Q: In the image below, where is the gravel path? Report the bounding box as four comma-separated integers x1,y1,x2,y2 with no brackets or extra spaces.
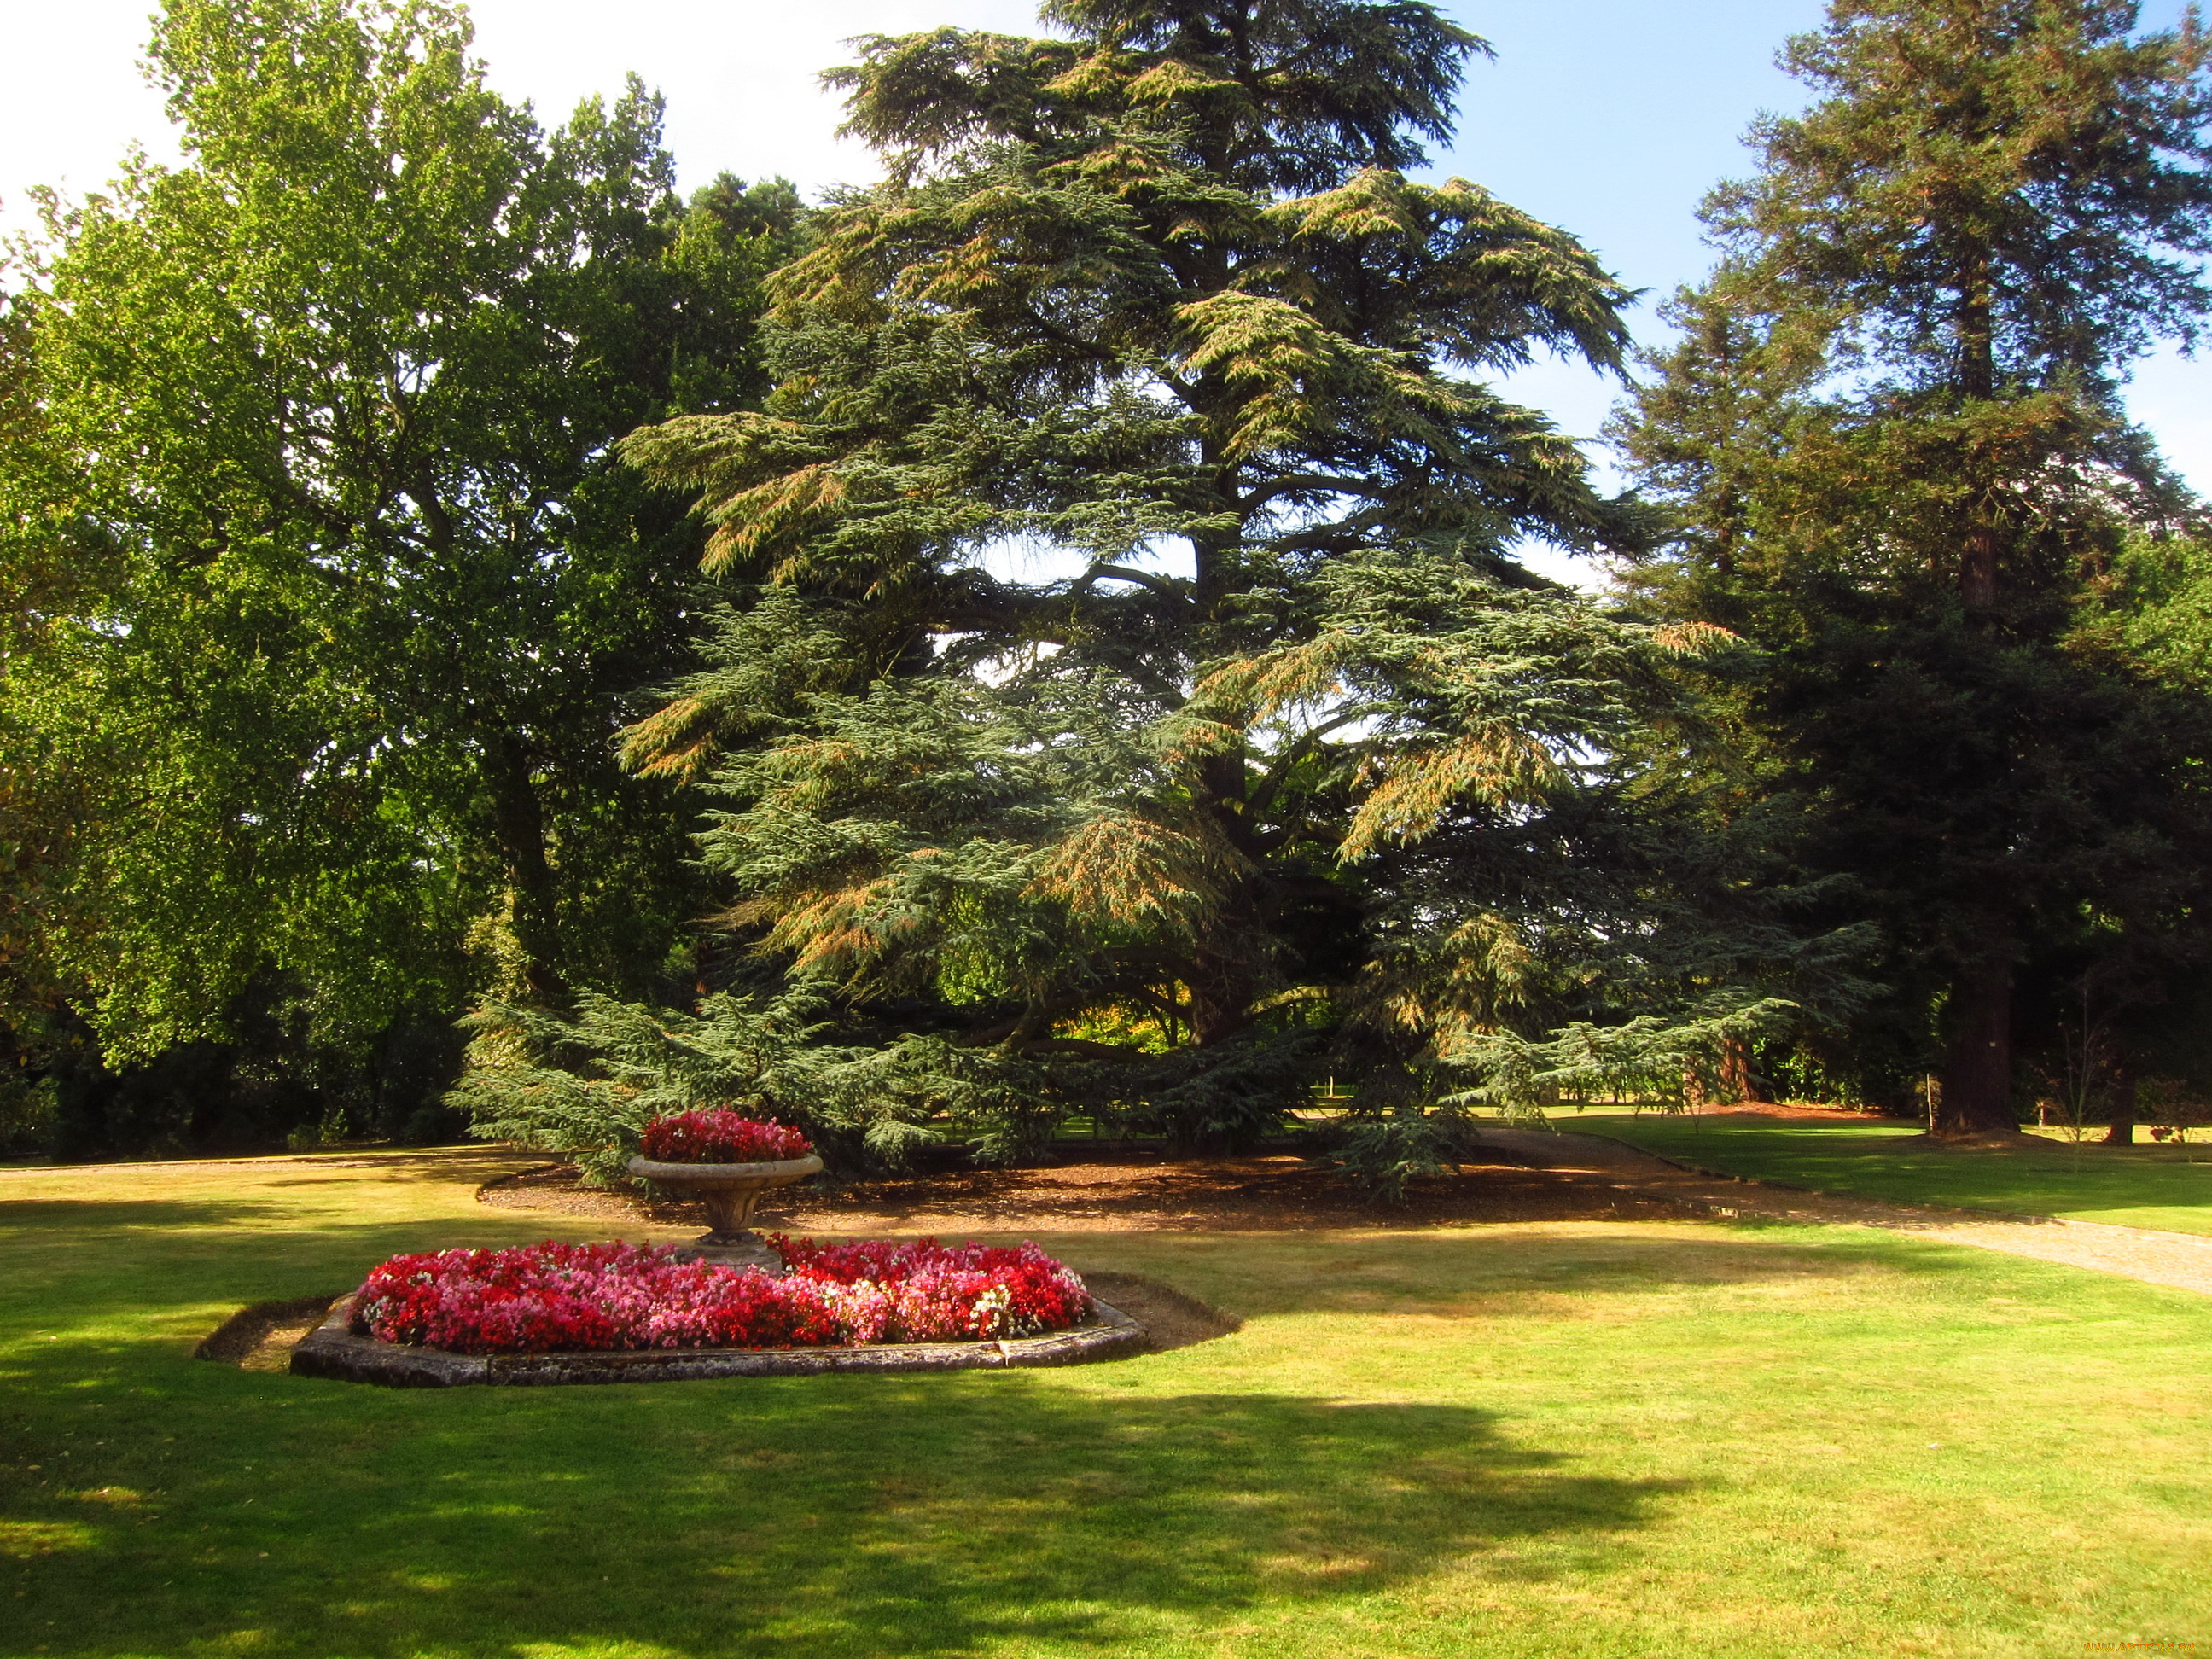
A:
1485,1126,2212,1297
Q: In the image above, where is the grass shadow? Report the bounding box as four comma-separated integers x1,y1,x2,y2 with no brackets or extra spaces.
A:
0,1196,303,1235
252,1150,540,1188
1059,1225,1975,1322
4,1377,1689,1657
0,1208,663,1348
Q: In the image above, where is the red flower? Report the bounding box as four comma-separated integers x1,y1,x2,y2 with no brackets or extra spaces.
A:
639,1110,812,1164
350,1236,1090,1353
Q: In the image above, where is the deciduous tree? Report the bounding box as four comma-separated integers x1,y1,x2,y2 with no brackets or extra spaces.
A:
0,0,796,1117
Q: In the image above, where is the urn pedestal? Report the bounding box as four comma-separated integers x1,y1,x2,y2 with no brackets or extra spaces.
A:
626,1153,824,1272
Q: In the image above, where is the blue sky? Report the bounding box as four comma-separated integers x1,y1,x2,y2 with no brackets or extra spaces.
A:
1434,1,2209,558
6,1,2209,573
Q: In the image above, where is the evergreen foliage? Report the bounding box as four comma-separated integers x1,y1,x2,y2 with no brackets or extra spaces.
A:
452,988,921,1185
23,0,2209,1170
600,0,1848,1160
1615,0,2212,1132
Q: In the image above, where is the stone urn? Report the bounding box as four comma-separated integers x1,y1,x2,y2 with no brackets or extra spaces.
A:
627,1153,824,1271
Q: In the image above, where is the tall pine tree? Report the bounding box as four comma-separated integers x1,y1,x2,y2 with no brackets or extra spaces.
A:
1617,0,2212,1134
613,0,1808,1154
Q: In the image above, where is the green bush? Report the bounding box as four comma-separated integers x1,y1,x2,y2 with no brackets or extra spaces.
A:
0,1072,55,1160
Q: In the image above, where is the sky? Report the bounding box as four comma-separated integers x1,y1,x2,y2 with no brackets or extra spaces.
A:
5,1,2210,579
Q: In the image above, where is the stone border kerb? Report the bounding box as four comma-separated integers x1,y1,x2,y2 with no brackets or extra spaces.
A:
291,1290,1146,1387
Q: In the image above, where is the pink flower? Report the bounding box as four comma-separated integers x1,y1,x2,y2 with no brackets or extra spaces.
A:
350,1236,1089,1353
639,1110,812,1165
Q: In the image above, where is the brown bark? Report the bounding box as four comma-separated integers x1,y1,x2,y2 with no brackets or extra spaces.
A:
1936,955,2019,1137
1956,249,2001,618
2102,1068,2137,1146
1184,504,1259,1050
485,736,568,1008
1185,945,1256,1047
1720,1039,1757,1105
1957,255,1994,400
1936,253,2019,1134
1960,521,2000,614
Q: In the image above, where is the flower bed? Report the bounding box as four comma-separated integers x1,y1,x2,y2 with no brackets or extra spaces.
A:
638,1109,812,1164
351,1237,1090,1355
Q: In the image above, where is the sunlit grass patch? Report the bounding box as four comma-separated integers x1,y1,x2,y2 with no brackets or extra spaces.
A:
3,1150,2210,1656
1564,1109,2212,1233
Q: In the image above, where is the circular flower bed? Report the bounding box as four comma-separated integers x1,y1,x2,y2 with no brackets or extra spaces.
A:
639,1109,812,1164
351,1237,1091,1355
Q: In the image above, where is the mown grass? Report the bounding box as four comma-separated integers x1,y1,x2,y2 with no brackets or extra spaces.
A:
1563,1109,2212,1234
4,1150,2212,1657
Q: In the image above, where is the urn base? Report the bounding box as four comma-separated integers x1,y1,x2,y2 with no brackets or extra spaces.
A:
674,1231,784,1274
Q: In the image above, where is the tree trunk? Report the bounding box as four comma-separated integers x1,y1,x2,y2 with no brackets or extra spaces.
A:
1179,517,1260,1046
1936,955,2018,1137
1937,253,2018,1136
485,736,569,1008
1185,945,1256,1046
1960,521,2000,614
1720,1039,1756,1104
1956,248,2001,618
2102,1068,2136,1146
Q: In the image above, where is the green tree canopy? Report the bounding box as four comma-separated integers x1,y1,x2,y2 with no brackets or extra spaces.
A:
1615,0,2212,1132
2,0,797,1084
605,0,1816,1156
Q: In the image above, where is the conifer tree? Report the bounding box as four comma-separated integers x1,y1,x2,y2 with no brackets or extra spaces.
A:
617,0,1806,1152
1616,0,2212,1133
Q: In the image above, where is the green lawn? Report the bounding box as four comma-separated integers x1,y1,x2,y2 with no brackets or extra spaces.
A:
1561,1109,2212,1234
5,1151,2212,1657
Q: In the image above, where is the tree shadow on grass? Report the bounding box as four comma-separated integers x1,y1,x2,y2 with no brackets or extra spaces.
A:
1068,1227,1988,1322
1585,1118,2212,1223
8,1378,1691,1659
0,1210,645,1351
0,1203,573,1285
251,1150,543,1188
3,1205,1988,1352
0,1197,300,1236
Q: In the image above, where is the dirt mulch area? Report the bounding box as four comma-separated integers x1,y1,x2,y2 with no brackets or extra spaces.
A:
480,1124,2212,1299
482,1161,711,1225
1081,1272,1240,1352
1679,1102,1898,1121
479,1146,1708,1235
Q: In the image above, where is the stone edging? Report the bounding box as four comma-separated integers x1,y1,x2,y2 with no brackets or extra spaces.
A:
290,1291,1147,1388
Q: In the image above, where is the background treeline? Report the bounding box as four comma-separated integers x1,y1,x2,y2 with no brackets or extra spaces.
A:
1616,0,2212,1138
4,0,2212,1174
0,0,803,1157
